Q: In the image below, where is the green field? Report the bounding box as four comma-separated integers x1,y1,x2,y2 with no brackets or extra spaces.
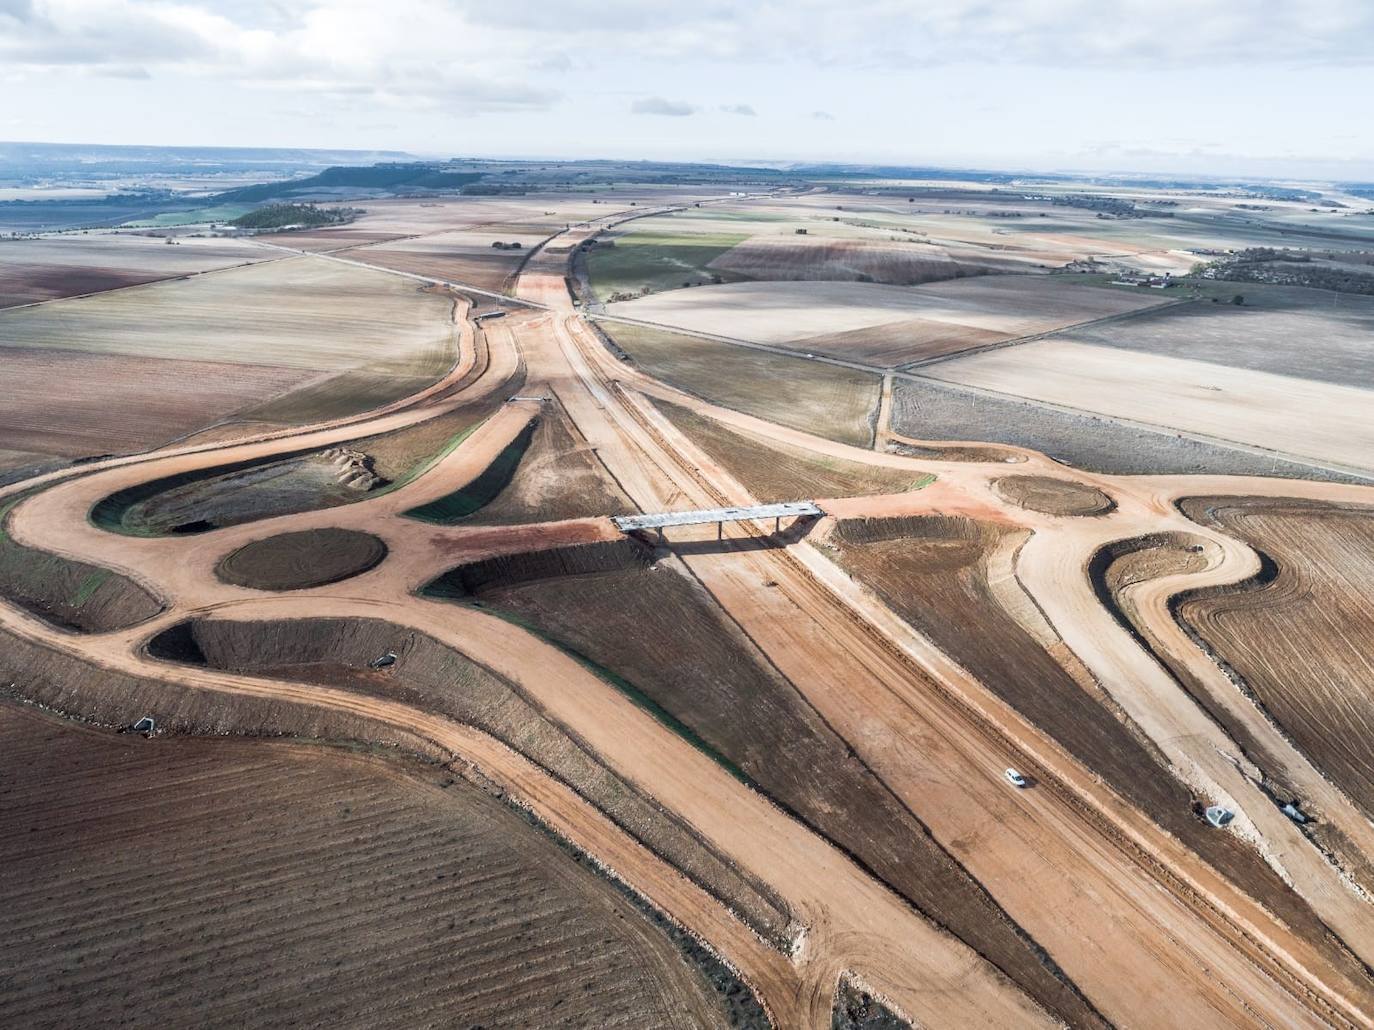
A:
602,321,881,447
587,229,749,300
122,204,257,228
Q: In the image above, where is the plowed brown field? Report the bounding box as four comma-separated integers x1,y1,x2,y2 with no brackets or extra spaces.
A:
0,347,314,460
0,703,739,1029
1179,496,1374,818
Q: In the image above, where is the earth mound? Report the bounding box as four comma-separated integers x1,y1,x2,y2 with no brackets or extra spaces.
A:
993,474,1115,516
215,528,386,591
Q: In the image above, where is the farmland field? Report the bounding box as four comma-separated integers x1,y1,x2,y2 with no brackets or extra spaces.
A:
606,276,1168,367
0,256,459,456
890,377,1359,481
1056,287,1374,387
926,339,1374,471
0,347,316,460
707,234,976,286
588,228,750,299
655,399,929,501
163,612,790,945
1178,497,1374,817
602,321,881,446
0,233,273,307
348,228,552,291
0,703,739,1028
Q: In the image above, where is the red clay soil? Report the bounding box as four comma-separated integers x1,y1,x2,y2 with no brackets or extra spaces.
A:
0,702,740,1029
436,541,1106,1028
831,514,1363,967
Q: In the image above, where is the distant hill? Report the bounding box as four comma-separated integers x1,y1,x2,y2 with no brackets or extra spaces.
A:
215,164,485,203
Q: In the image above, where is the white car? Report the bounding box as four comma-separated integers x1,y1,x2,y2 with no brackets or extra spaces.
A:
1005,768,1029,788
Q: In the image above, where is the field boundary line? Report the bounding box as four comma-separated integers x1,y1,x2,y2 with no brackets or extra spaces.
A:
901,372,1374,483
0,251,297,316
894,295,1189,371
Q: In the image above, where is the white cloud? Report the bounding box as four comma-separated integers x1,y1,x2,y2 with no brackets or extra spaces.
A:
811,110,834,121
631,96,696,116
720,103,756,116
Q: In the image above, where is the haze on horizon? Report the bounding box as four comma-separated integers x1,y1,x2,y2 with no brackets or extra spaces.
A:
2,0,1373,180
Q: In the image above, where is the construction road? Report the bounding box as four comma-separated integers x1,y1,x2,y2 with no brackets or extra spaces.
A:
3,202,1374,1028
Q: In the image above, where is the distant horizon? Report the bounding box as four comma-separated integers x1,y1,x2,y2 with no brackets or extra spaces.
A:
2,138,1371,187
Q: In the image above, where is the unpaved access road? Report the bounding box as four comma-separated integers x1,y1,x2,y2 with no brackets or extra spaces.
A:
4,198,1374,1028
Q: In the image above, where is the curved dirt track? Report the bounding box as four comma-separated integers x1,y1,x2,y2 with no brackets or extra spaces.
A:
5,200,1374,1027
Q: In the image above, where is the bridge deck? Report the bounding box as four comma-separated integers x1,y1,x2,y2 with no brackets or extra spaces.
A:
613,501,822,532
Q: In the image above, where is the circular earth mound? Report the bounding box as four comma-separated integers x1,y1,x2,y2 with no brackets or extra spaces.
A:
216,528,387,591
993,475,1116,517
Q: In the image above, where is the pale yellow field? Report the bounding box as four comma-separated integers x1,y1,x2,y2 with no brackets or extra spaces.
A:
927,339,1374,470
0,255,455,373
607,275,1165,356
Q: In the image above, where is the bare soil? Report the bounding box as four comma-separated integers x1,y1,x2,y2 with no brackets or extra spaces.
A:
890,377,1358,482
429,540,1099,1026
708,235,976,287
831,515,1354,959
603,321,881,447
461,405,637,525
215,528,387,591
150,613,791,945
993,475,1116,516
0,346,314,460
1178,497,1374,818
654,399,921,502
0,492,163,632
0,702,739,1028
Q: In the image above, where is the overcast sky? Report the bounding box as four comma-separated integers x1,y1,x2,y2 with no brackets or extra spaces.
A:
3,0,1373,178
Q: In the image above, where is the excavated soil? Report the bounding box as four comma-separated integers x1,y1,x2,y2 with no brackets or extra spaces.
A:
0,702,741,1029
215,528,388,591
832,978,911,1030
1,493,163,631
993,475,1116,517
834,515,1360,965
428,540,1099,1027
147,613,790,945
460,406,637,526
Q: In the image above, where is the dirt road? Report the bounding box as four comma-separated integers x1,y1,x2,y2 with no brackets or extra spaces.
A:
4,201,1374,1027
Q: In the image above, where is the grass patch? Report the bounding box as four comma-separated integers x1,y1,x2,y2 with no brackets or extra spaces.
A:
588,229,750,300
122,204,257,228
423,589,753,787
604,322,882,447
403,421,535,524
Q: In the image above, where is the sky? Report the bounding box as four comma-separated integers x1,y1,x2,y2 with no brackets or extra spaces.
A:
2,0,1373,179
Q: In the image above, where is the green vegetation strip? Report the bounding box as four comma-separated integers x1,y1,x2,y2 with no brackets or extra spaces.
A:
402,421,534,524
419,583,753,787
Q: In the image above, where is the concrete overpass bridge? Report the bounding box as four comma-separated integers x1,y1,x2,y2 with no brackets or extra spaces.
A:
613,501,822,543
